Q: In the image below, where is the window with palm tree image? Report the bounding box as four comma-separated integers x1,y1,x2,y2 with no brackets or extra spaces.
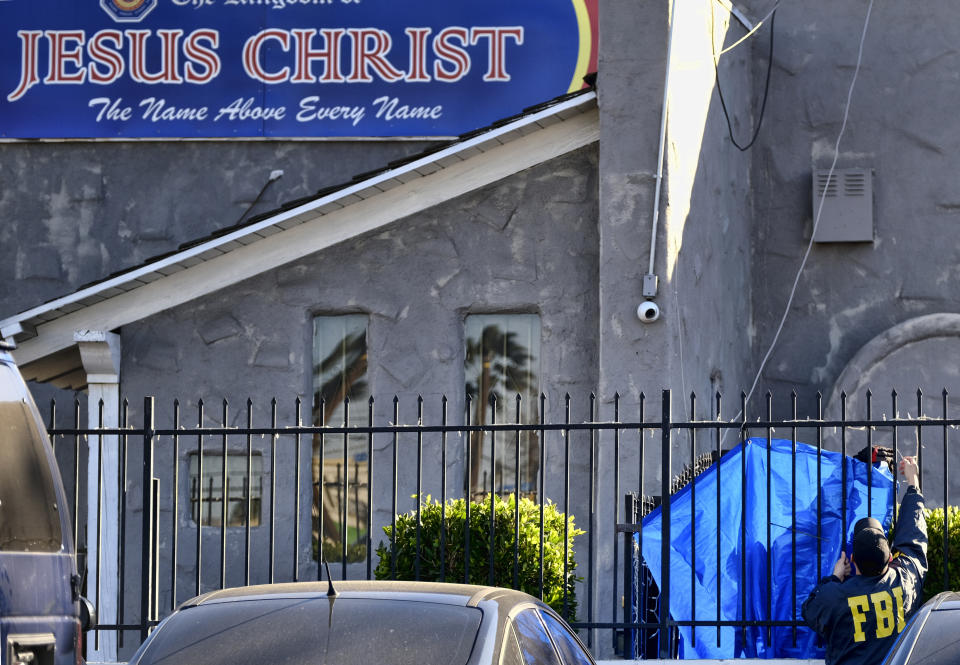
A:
312,315,369,563
464,314,541,501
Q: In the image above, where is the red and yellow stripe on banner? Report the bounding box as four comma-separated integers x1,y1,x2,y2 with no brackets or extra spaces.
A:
568,0,598,92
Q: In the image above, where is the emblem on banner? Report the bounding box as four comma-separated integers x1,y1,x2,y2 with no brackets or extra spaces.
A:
100,0,157,22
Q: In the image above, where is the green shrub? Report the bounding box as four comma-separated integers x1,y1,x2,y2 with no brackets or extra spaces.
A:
922,505,960,601
375,494,584,619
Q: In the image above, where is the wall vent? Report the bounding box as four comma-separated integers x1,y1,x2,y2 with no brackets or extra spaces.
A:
811,167,874,242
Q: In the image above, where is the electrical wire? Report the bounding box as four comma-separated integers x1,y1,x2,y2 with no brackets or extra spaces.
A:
713,1,781,58
234,172,282,227
740,0,875,418
674,1,777,420
711,1,776,152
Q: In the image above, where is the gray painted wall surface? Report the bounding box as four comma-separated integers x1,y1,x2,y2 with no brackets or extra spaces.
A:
0,139,432,446
597,2,753,409
0,139,434,578
750,2,960,422
0,140,432,320
114,145,599,650
593,2,755,655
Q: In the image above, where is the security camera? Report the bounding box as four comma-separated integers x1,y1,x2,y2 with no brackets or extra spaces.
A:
637,300,660,323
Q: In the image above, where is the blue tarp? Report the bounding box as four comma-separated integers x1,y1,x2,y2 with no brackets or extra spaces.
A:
639,437,895,659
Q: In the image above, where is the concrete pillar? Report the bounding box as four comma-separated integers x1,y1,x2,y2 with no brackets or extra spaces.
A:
76,330,121,663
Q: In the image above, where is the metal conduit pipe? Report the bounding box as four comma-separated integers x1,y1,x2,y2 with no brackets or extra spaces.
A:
639,0,678,324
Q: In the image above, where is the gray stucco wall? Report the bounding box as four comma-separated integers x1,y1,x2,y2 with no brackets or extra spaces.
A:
597,2,754,411
0,139,435,585
593,2,755,655
0,140,432,320
0,138,432,419
114,144,599,650
750,3,960,419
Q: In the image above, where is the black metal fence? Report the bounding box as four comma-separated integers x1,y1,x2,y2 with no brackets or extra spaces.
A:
48,389,958,660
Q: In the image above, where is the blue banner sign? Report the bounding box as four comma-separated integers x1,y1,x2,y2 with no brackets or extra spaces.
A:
0,0,596,138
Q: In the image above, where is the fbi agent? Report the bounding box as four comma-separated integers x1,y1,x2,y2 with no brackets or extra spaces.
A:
802,457,927,665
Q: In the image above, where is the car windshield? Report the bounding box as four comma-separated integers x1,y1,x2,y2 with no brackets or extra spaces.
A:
903,609,960,665
134,596,482,665
0,363,62,552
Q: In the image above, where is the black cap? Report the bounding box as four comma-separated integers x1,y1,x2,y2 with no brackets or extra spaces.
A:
852,517,890,576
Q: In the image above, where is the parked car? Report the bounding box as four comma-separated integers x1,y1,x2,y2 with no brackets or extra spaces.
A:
128,580,596,665
881,590,960,665
0,341,94,665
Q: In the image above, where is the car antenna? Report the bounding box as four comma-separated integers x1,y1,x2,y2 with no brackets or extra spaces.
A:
320,555,337,665
322,555,338,598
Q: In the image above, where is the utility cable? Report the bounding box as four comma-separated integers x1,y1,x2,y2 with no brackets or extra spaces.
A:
713,1,781,58
740,0,875,420
711,1,776,151
234,169,284,228
649,1,774,295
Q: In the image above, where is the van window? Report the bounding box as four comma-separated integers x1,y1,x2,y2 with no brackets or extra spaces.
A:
0,367,63,551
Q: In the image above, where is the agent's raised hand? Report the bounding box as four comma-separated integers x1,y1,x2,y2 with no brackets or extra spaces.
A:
899,456,919,489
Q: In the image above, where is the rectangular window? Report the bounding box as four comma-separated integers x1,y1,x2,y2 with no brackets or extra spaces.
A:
465,314,541,501
189,452,262,527
312,314,369,563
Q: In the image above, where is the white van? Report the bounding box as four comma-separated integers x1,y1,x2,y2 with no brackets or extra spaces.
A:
0,341,94,665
